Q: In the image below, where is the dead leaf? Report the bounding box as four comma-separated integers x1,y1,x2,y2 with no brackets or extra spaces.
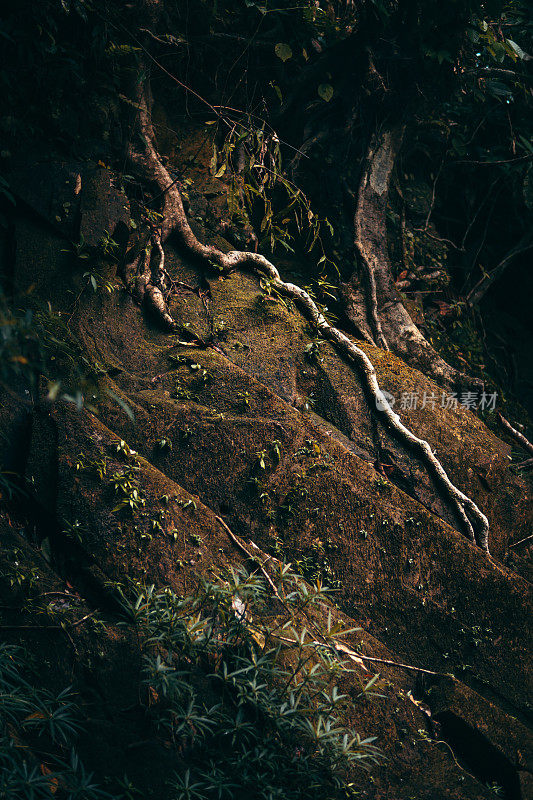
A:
332,642,368,671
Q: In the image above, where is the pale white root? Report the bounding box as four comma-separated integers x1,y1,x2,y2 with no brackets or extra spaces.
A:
126,74,490,553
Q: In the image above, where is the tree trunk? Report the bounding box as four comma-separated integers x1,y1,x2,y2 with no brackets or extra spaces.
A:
348,126,479,392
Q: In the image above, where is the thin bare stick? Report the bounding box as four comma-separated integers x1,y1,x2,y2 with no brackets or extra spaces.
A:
0,611,96,632
215,514,282,600
453,153,533,167
467,236,533,307
217,521,455,679
508,533,533,550
344,651,453,678
274,633,453,678
67,611,97,628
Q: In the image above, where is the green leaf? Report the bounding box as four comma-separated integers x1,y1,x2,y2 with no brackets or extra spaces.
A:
275,43,292,63
210,143,218,175
0,180,15,205
485,79,513,99
363,674,380,692
41,537,52,563
47,381,61,401
488,42,506,63
318,83,334,102
507,39,530,62
519,134,533,154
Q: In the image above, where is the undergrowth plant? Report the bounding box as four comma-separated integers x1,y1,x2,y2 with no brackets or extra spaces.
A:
115,564,382,800
0,643,112,799
212,117,336,272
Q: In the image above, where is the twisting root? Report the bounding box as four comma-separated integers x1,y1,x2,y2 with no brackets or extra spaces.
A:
125,72,490,553
364,265,389,351
497,412,533,459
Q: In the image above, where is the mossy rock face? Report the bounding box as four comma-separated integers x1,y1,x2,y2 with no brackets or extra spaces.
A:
2,149,532,799
7,158,129,248
19,379,533,800
25,403,244,592
18,394,533,800
28,291,533,706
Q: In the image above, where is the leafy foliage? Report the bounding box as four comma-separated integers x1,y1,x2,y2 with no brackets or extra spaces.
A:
213,117,335,267
0,643,112,799
116,565,382,799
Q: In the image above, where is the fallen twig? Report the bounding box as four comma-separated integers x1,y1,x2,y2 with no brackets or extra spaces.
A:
0,611,96,632
274,633,454,679
508,533,533,550
218,518,454,679
215,514,282,600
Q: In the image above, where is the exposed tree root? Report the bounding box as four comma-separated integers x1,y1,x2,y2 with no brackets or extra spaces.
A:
340,280,381,345
497,412,533,459
127,227,176,330
351,128,480,393
125,73,490,553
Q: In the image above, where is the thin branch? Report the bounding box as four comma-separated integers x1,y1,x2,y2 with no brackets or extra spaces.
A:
104,11,306,157
339,650,454,678
459,176,500,250
422,154,446,231
216,514,282,600
274,633,454,678
453,153,533,167
434,739,480,784
467,235,533,306
0,611,96,632
463,185,503,295
68,611,97,628
214,519,449,678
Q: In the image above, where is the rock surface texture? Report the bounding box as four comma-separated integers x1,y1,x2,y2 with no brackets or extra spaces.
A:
0,129,531,800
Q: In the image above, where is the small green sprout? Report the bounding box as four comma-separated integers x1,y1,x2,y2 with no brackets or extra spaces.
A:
271,439,282,462
256,449,268,470
236,391,250,409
